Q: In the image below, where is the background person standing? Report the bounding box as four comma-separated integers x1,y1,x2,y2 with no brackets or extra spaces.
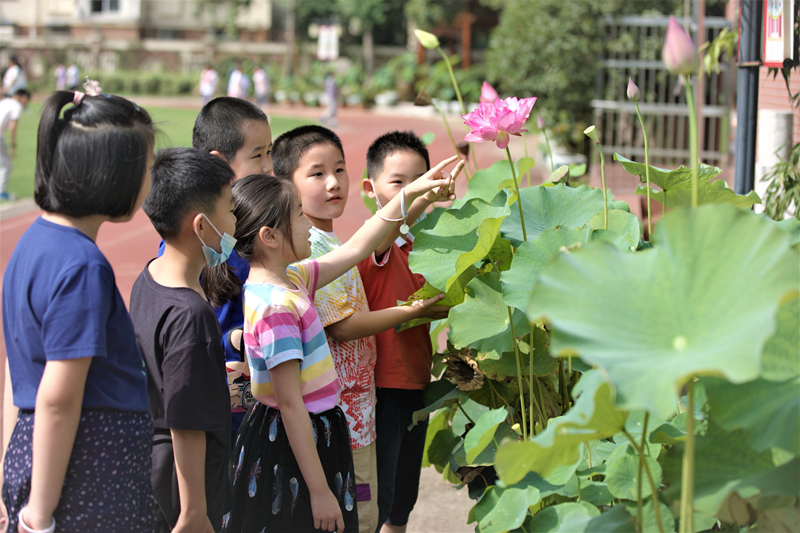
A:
0,89,30,201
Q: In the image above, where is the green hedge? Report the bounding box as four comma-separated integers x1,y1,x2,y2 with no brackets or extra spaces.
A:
80,71,198,96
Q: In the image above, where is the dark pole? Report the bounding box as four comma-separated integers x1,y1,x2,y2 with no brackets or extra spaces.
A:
734,0,762,194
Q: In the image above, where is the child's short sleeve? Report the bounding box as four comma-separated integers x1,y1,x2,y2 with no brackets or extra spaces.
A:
249,305,304,373
41,263,113,361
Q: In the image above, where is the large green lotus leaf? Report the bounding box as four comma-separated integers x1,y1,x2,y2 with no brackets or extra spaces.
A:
527,502,600,533
422,410,456,469
471,473,545,533
409,190,511,292
477,323,554,381
560,475,615,506
605,448,662,500
586,209,641,251
449,272,529,358
452,398,490,435
488,236,514,272
638,179,761,209
461,160,515,203
614,153,722,191
495,371,627,485
501,184,607,242
638,501,676,533
761,295,800,382
471,482,541,533
705,376,800,454
408,205,445,237
412,380,465,427
584,505,636,533
465,407,509,463
501,226,632,313
771,217,800,246
396,266,478,332
528,204,800,420
662,421,776,515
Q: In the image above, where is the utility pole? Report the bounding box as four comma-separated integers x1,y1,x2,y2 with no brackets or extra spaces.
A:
734,0,762,194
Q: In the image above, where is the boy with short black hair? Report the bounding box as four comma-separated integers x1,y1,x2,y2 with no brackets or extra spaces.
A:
0,88,31,201
359,131,444,533
131,147,236,533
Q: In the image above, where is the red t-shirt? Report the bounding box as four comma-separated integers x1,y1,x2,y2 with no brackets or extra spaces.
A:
357,238,433,390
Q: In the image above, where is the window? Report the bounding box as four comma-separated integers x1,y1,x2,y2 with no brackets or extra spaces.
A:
91,0,120,13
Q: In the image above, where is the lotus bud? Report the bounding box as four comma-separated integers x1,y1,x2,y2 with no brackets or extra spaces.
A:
627,78,640,101
480,81,499,103
414,29,440,50
537,115,546,130
584,125,599,143
662,16,699,76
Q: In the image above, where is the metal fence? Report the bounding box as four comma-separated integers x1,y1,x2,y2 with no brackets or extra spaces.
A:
592,16,734,191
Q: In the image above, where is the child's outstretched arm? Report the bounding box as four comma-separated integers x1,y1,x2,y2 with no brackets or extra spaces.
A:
373,169,460,258
270,360,345,532
326,295,449,342
316,156,464,289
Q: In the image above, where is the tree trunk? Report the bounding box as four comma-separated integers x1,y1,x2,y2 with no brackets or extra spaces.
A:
282,0,296,79
363,25,375,82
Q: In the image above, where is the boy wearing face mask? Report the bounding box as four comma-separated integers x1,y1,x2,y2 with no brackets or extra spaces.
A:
130,147,237,533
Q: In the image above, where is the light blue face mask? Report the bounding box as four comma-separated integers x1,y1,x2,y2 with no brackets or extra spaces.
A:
195,214,237,267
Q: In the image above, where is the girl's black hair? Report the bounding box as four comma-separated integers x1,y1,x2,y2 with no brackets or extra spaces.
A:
35,91,155,218
271,125,344,181
203,173,298,307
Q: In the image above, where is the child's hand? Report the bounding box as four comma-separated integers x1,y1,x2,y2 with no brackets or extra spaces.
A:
310,489,345,532
173,510,215,533
403,156,464,203
410,294,451,320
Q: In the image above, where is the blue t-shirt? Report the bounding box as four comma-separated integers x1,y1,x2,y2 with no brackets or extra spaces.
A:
2,217,149,412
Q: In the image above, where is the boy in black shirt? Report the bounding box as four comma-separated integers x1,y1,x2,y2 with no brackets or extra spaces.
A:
131,147,236,533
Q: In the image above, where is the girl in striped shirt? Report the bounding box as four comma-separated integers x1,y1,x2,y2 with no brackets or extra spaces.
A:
216,160,461,533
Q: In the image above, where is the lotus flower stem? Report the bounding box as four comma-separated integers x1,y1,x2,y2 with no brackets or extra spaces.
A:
522,132,532,186
505,147,528,241
684,76,699,208
542,129,555,174
529,323,535,432
599,148,608,230
636,412,651,533
536,376,547,429
437,47,466,114
679,380,696,533
434,101,472,180
455,399,476,425
558,360,569,415
633,101,653,236
507,306,528,440
623,429,665,533
437,46,478,174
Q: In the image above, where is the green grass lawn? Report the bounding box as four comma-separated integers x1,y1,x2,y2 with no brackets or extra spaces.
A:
2,102,314,201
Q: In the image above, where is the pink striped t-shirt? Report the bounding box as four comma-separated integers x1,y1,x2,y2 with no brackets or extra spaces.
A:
242,260,340,414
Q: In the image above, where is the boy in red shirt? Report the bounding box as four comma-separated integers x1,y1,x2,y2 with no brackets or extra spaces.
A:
358,131,450,533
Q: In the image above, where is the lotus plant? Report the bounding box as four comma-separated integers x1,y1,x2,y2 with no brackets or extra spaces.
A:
663,15,701,210
538,115,555,174
662,17,700,533
463,95,537,241
584,125,609,230
628,77,654,236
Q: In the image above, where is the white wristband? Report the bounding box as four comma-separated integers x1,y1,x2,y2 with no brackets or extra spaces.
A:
18,507,56,533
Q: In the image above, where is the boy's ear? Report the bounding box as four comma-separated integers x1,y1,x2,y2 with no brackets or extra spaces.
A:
191,213,206,239
209,150,226,161
361,177,376,199
257,226,280,249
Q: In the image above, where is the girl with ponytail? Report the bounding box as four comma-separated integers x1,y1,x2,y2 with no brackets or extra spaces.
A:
2,84,157,532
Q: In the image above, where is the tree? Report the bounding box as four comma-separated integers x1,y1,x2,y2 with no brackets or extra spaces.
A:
486,0,680,152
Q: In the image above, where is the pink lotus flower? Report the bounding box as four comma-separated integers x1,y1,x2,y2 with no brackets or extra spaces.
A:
627,77,640,101
462,96,537,150
662,16,699,76
480,81,499,103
